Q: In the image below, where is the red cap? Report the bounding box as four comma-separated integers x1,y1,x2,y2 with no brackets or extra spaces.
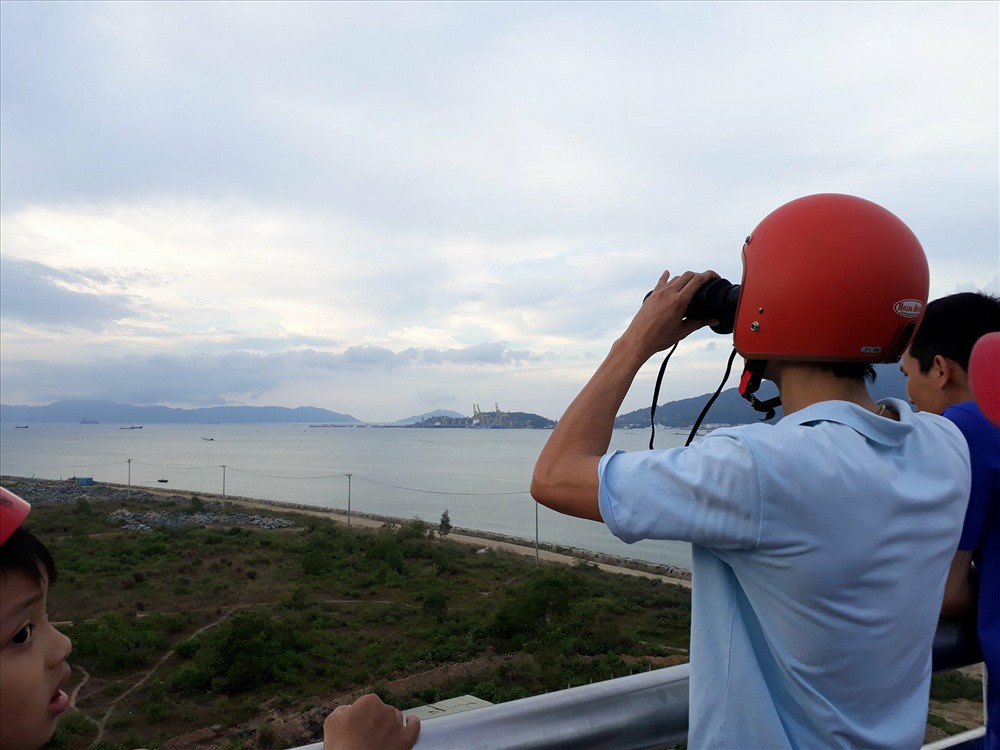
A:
0,487,31,545
969,332,1000,427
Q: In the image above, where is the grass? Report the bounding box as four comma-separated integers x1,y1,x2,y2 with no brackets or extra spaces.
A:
13,480,691,748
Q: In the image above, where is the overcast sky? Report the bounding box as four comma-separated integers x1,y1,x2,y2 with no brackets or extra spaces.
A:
1,1,997,422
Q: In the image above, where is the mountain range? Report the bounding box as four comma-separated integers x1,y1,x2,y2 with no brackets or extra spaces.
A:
619,362,910,428
0,364,911,428
0,399,362,425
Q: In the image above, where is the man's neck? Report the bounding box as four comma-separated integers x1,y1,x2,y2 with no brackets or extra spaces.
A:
770,363,879,417
942,385,976,410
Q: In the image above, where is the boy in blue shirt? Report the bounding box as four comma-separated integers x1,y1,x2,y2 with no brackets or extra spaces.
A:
901,291,1000,750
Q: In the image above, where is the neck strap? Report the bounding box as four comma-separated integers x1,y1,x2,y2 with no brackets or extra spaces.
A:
738,359,781,421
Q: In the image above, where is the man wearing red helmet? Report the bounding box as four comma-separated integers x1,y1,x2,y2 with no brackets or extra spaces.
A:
532,194,971,749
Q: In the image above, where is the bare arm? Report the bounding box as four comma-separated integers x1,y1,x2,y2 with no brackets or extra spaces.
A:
530,270,718,521
323,694,420,750
940,549,975,616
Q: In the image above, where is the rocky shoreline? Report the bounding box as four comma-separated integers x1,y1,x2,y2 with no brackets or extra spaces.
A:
0,475,691,582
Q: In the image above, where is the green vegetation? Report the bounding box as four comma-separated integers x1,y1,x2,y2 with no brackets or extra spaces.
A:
3,478,977,749
21,485,690,748
930,669,985,703
927,713,969,736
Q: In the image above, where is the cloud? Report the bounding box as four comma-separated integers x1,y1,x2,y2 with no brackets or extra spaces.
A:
0,256,139,329
0,342,543,410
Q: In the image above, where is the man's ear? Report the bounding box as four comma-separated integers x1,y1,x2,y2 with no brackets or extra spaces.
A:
932,355,967,389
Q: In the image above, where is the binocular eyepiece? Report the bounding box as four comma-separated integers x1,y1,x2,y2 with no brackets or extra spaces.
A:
645,277,741,335
686,277,741,335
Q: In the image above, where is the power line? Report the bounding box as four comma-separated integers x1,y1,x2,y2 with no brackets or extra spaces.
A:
355,475,528,496
231,468,349,480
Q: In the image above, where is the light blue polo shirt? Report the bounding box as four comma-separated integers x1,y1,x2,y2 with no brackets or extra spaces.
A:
599,399,970,749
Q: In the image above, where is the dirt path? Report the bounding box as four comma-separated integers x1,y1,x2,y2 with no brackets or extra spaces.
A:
85,605,245,742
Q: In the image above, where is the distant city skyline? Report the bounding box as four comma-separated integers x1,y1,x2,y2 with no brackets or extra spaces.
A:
2,1,997,422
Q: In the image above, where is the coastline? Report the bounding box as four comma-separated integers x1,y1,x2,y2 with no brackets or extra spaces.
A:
1,475,692,588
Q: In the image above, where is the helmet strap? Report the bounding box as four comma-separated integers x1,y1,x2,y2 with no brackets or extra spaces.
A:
738,359,781,421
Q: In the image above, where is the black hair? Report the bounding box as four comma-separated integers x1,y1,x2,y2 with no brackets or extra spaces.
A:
908,292,1000,374
816,362,877,383
0,527,57,587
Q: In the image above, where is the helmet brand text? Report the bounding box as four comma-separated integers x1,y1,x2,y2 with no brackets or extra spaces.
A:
893,300,923,318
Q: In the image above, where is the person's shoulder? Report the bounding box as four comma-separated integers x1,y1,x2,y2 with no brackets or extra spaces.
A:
943,400,989,425
701,421,792,458
910,407,969,444
942,401,1000,442
702,422,767,444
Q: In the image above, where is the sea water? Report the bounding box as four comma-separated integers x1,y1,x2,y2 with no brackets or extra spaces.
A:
0,422,693,570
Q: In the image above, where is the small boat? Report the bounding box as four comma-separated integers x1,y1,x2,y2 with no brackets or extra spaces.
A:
201,437,215,441
120,425,144,430
157,478,168,483
14,425,28,429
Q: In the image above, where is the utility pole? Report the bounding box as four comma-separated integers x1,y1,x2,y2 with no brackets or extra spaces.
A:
346,473,352,528
127,458,132,494
221,465,227,498
535,502,540,566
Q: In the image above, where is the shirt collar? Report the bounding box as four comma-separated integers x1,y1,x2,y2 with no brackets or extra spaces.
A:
779,397,915,447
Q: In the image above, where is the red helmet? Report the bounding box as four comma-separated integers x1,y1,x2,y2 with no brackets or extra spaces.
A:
0,486,31,545
733,194,929,364
970,332,1000,426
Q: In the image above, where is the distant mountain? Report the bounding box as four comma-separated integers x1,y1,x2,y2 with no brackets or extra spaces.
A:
0,399,362,425
615,363,910,429
0,364,911,428
394,409,467,426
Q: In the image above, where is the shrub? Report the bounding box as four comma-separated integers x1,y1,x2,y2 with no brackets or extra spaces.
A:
931,670,985,702
171,611,303,695
46,710,97,748
420,586,449,621
68,612,167,672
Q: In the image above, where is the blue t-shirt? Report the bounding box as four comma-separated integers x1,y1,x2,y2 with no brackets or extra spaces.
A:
599,399,970,749
943,401,1000,749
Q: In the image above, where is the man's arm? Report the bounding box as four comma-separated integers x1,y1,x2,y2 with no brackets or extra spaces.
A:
940,549,975,615
530,270,717,521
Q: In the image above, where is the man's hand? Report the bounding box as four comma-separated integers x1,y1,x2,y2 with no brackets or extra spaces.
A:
622,270,720,362
323,694,421,750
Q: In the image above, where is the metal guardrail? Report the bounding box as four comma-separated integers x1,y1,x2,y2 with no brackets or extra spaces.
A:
412,664,690,750
922,728,987,750
290,618,986,750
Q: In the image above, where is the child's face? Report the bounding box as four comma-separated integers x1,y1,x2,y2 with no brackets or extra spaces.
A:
0,570,72,750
